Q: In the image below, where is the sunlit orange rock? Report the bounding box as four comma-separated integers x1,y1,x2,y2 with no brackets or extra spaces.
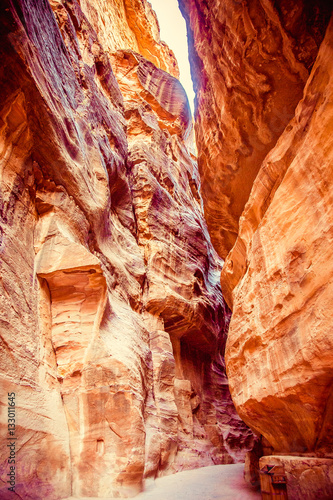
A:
181,0,333,496
76,0,179,77
224,17,333,457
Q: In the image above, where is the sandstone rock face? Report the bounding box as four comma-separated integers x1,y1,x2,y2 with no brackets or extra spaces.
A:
181,0,333,463
224,17,333,456
78,0,179,77
0,1,253,498
179,0,332,259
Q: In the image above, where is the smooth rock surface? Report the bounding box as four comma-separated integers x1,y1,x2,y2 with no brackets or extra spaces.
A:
181,0,333,460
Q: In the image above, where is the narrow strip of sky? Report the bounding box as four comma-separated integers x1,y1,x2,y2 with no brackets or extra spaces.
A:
149,0,195,116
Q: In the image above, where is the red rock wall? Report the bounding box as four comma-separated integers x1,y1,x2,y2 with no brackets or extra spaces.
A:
0,0,253,498
180,0,333,462
224,17,333,456
179,0,332,259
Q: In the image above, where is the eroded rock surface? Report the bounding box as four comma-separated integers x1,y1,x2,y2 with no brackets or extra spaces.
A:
0,1,252,498
224,17,333,456
180,0,333,467
179,0,332,259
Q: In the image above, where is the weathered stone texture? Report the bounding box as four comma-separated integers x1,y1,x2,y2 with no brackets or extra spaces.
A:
0,0,252,498
180,0,333,471
179,0,332,259
180,0,333,453
224,17,333,456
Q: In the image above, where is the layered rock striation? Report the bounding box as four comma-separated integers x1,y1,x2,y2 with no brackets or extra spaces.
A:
180,0,333,477
0,1,253,498
223,18,333,457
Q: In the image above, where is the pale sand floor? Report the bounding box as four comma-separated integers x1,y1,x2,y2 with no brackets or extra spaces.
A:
64,463,261,500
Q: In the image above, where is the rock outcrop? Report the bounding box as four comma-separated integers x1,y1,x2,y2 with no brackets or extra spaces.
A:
0,0,253,498
180,0,333,495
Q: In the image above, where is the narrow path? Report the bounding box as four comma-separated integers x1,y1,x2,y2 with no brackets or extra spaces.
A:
135,464,260,500
63,464,260,500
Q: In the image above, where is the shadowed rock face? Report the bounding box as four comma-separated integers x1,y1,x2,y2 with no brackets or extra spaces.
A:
0,0,253,498
179,0,332,259
180,0,333,464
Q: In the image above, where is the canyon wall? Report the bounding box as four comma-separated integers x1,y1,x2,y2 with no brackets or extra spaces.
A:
180,0,333,469
0,0,253,498
180,0,332,259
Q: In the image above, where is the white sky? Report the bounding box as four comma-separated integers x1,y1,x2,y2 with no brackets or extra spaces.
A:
149,0,195,116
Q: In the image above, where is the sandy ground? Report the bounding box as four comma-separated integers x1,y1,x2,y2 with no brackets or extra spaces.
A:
63,463,261,500
135,464,260,500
